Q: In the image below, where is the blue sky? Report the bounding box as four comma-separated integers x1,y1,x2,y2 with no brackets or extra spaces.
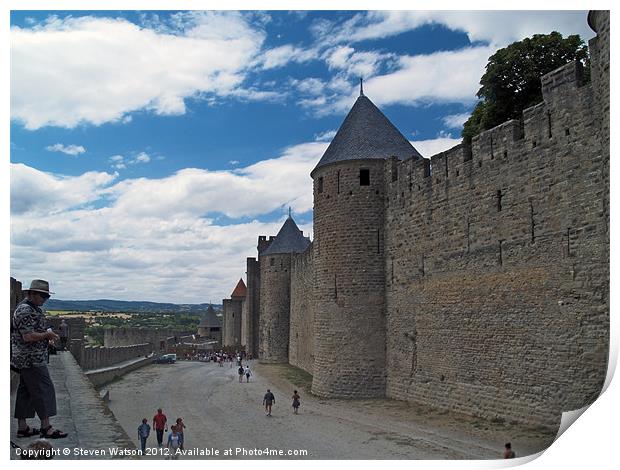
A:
9,9,593,302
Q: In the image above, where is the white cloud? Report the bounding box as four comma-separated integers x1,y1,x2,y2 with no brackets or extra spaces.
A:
301,11,593,116
106,141,326,219
133,152,151,164
313,11,593,48
108,152,152,170
291,77,326,96
10,141,327,302
442,113,471,129
227,87,286,102
11,13,266,129
260,44,318,70
317,45,493,115
45,143,86,156
10,163,117,215
314,130,337,142
325,46,390,79
411,136,462,158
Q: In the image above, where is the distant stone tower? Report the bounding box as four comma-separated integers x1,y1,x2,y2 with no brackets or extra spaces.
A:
222,279,246,347
259,215,310,363
310,89,422,397
197,304,222,345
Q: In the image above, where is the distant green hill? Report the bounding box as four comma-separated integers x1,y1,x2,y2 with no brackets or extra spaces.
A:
46,298,222,313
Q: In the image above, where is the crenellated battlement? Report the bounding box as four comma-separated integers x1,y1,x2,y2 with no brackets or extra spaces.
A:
541,60,585,99
388,59,594,205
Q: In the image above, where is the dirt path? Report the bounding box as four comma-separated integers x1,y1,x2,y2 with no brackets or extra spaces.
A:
105,360,555,459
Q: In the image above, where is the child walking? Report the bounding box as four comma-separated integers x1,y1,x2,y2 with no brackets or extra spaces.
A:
292,390,300,414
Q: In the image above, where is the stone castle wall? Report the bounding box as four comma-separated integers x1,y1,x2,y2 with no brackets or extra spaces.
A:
241,295,249,348
104,327,177,349
381,18,608,423
10,277,24,317
259,253,292,362
289,245,315,374
75,341,152,370
246,257,261,357
221,11,609,427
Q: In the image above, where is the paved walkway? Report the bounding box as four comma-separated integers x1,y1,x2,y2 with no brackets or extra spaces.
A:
105,360,556,460
10,352,137,460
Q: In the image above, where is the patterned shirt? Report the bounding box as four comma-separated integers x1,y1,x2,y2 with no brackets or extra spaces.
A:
11,299,49,369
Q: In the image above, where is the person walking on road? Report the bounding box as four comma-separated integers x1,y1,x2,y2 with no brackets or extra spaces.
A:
175,418,186,450
263,389,275,416
292,390,300,414
137,418,150,455
238,365,245,383
11,279,68,439
244,365,252,382
167,425,180,459
152,408,167,447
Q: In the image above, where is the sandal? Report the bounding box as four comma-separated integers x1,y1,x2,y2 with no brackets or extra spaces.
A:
16,426,40,438
40,426,68,439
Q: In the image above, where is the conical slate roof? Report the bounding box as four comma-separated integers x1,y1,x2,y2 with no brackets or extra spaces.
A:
198,304,220,328
311,93,422,176
231,279,247,298
261,216,311,256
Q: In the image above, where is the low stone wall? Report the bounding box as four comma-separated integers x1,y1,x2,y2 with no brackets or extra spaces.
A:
85,354,154,387
104,327,182,349
71,339,152,370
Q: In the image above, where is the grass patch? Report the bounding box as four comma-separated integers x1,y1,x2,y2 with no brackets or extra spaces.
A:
263,363,313,393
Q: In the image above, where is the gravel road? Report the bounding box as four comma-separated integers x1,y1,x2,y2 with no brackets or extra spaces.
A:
105,360,556,460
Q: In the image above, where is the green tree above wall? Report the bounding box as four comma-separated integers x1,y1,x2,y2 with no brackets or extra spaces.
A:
462,32,589,144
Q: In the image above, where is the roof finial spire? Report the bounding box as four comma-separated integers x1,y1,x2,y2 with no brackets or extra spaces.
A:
288,206,292,218
360,77,364,96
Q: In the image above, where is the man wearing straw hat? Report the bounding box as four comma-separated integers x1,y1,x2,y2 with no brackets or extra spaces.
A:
11,279,68,439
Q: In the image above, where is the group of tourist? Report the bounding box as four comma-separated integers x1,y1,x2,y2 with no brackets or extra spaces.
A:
261,389,300,416
238,364,252,382
137,408,187,458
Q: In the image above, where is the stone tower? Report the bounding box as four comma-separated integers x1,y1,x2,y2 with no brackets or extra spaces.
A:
197,304,222,345
222,279,246,347
310,89,423,397
259,215,310,363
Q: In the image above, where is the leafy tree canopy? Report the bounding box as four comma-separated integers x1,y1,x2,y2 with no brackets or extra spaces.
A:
462,32,589,144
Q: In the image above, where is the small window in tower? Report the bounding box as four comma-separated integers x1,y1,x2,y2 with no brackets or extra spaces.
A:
270,258,275,266
318,177,324,193
360,169,370,186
